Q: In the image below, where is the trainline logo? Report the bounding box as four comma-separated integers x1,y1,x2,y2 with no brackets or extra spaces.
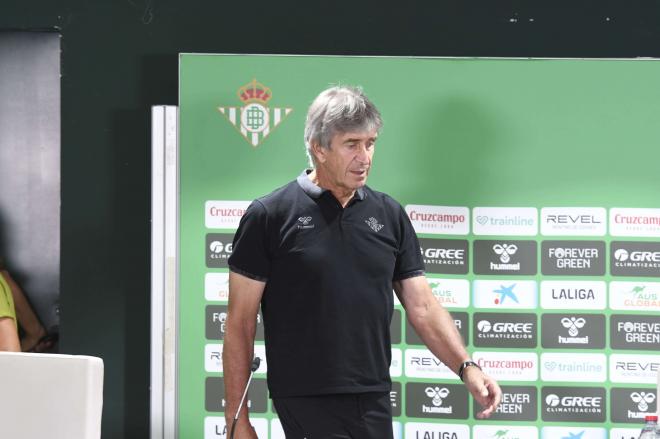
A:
472,207,538,236
405,205,469,235
541,353,606,383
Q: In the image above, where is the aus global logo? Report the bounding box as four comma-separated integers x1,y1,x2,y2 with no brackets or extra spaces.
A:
217,79,292,148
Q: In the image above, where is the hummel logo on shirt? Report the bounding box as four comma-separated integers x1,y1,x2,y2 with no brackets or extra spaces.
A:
297,216,314,229
365,217,384,232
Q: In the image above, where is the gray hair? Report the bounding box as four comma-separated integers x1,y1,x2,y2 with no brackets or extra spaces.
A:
304,86,383,167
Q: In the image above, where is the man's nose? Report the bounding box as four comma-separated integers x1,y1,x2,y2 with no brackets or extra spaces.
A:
355,144,370,162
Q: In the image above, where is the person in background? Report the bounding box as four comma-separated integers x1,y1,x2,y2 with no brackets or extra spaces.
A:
0,256,56,352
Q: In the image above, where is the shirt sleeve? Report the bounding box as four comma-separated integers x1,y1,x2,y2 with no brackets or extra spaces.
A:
393,204,425,281
228,200,271,282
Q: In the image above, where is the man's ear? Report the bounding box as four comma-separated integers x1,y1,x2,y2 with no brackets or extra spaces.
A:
312,142,326,164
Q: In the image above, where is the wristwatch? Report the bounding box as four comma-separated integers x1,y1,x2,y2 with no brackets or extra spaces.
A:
457,360,481,382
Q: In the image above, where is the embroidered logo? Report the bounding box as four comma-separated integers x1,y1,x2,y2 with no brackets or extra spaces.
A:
297,216,314,230
365,217,384,232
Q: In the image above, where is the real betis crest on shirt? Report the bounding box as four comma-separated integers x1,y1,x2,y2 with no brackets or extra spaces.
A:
218,79,293,148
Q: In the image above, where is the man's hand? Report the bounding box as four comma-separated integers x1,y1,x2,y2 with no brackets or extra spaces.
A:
226,419,258,439
462,366,502,419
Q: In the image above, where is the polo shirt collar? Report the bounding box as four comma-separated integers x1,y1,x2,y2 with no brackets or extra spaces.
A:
296,169,366,201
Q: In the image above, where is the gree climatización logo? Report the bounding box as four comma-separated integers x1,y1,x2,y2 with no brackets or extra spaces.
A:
545,393,603,415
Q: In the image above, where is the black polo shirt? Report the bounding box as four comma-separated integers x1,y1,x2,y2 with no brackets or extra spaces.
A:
228,170,424,397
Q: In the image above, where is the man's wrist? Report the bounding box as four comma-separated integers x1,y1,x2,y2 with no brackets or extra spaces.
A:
457,360,481,382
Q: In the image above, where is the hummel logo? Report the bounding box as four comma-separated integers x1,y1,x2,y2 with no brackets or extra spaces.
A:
297,216,314,230
365,217,384,232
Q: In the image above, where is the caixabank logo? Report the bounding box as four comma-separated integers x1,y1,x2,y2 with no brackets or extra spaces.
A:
473,240,537,275
473,280,538,309
206,233,234,268
610,314,660,350
405,382,468,419
610,387,657,423
541,313,605,349
473,312,537,348
611,241,660,277
217,79,292,148
541,386,606,422
418,238,469,275
541,241,605,276
472,385,537,421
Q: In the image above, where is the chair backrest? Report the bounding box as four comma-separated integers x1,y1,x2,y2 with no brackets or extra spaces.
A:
0,352,104,439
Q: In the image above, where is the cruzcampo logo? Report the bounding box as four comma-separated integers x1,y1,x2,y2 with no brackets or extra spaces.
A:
217,79,292,148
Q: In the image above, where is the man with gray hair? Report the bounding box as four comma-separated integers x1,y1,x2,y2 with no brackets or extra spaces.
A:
223,86,501,438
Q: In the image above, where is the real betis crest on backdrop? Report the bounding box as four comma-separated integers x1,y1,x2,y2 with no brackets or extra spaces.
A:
218,79,292,148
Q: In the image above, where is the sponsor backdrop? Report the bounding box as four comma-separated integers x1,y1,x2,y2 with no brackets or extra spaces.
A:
179,55,660,439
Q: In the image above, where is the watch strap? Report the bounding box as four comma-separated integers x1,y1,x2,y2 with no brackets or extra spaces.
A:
458,360,481,381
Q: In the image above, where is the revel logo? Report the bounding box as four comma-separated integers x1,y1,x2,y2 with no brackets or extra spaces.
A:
206,233,234,268
474,312,537,348
611,387,657,423
541,314,605,349
610,354,660,384
541,207,606,236
419,239,469,275
474,240,537,275
611,315,660,351
541,241,605,276
611,241,660,277
541,386,606,422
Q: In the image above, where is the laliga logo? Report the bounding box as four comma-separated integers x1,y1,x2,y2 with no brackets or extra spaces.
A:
631,392,656,412
218,79,292,148
561,317,586,336
425,387,450,407
493,244,518,263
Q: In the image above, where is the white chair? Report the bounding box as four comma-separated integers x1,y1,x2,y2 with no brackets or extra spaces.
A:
0,352,104,439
